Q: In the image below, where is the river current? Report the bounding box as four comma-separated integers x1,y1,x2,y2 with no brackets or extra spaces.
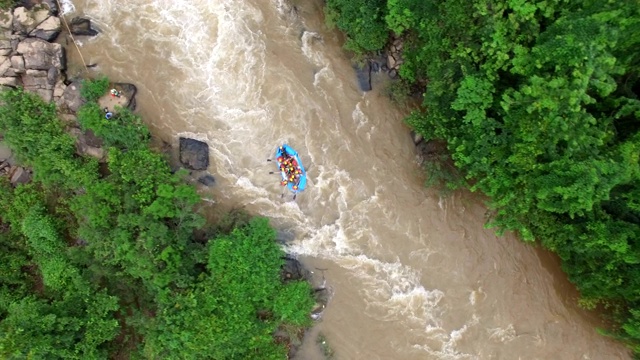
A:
61,0,630,358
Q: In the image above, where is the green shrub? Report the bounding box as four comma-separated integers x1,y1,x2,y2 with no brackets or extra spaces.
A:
80,76,110,102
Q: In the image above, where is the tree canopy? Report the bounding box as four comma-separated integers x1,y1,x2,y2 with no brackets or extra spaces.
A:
326,0,640,353
0,86,314,358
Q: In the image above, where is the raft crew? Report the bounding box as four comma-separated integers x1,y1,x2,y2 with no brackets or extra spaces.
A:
277,148,302,188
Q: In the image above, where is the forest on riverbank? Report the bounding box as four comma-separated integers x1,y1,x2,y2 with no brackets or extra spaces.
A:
0,80,315,358
325,0,640,353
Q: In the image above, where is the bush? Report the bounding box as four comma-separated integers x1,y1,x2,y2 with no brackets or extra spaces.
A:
80,76,110,102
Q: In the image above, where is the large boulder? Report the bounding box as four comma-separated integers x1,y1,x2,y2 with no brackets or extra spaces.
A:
179,138,209,170
30,14,61,41
22,68,57,102
12,6,48,35
16,37,65,70
68,127,105,161
69,17,98,36
59,81,84,112
198,174,216,187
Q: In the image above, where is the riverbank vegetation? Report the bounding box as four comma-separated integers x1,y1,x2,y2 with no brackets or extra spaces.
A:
326,0,640,354
0,84,315,358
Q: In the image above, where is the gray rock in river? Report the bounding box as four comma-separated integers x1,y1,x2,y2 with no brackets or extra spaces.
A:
354,60,372,92
69,17,99,36
179,138,209,170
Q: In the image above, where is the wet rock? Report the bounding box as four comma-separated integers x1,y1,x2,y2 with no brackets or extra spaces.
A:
60,81,84,112
281,256,311,282
179,137,209,170
354,60,371,92
30,14,61,41
69,17,98,36
198,174,216,187
16,38,65,70
10,166,31,185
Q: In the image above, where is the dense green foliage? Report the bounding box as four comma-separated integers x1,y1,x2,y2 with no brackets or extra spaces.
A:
0,86,314,358
80,76,110,103
326,0,640,353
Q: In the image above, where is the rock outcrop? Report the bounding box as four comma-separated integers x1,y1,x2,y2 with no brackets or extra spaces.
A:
179,138,209,170
59,81,84,112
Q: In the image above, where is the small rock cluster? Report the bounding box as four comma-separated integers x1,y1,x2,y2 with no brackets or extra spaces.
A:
354,36,406,92
386,36,404,79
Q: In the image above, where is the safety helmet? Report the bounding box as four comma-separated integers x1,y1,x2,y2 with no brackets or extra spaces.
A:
281,180,287,186
293,185,298,190
277,156,283,162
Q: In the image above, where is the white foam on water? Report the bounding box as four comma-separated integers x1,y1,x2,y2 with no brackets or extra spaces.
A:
488,324,517,343
59,0,76,15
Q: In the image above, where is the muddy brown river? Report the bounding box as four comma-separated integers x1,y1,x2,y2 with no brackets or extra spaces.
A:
61,0,630,358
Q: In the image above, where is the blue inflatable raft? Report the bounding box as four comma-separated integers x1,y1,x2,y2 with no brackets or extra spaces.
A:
275,144,307,194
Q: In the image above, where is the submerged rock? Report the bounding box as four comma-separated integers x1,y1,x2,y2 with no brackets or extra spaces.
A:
354,60,372,92
69,17,98,36
198,174,216,187
281,256,311,282
179,138,209,170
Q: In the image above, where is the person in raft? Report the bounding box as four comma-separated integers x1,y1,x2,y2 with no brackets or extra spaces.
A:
277,148,302,187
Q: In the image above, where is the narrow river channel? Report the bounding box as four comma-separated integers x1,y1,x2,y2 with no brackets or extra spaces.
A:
63,0,630,358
